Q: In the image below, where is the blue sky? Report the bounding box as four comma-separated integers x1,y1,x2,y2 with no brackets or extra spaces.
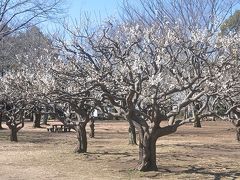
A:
64,0,240,25
43,0,240,33
68,0,122,21
43,0,130,33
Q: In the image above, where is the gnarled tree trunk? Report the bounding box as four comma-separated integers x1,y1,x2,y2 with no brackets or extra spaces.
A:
6,110,25,142
32,113,41,128
89,119,95,138
192,105,201,128
133,119,158,171
192,103,201,128
128,124,137,145
42,106,49,125
234,120,240,142
10,126,18,142
30,112,34,122
133,117,179,171
7,122,24,142
137,131,158,171
42,113,48,125
193,116,201,128
0,113,3,129
231,110,240,141
74,123,87,153
236,127,240,141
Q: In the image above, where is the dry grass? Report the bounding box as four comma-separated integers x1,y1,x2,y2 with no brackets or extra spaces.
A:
0,120,240,179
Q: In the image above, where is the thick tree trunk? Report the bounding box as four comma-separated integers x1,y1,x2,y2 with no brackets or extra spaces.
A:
0,113,3,129
193,116,201,128
10,127,18,142
74,123,87,153
128,124,137,145
137,124,179,171
135,121,158,171
42,106,48,125
89,119,95,138
32,113,41,128
42,114,48,125
30,113,34,122
236,128,240,141
137,134,158,171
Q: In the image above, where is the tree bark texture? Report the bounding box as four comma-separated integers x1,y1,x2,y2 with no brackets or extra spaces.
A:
231,119,240,142
74,123,87,153
132,116,179,171
192,103,201,128
10,127,18,142
236,127,240,141
89,119,95,138
42,113,48,125
128,124,137,145
133,120,158,171
30,113,34,122
42,106,49,125
137,131,158,171
0,113,3,129
32,113,41,128
193,116,201,128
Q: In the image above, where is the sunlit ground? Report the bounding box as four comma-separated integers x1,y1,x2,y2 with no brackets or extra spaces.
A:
0,120,239,179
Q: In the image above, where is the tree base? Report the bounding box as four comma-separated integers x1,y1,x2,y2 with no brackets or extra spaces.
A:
10,134,18,142
194,124,202,128
74,148,87,153
194,122,202,128
137,162,158,172
236,128,240,141
32,125,42,128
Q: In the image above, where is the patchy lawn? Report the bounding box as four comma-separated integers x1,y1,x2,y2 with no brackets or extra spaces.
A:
0,120,239,179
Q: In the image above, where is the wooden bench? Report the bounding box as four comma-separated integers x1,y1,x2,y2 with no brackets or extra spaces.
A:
47,126,54,132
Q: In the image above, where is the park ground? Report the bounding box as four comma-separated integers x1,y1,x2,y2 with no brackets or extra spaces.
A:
0,120,240,180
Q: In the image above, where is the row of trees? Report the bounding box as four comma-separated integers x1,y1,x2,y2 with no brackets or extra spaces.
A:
0,0,240,172
0,0,63,140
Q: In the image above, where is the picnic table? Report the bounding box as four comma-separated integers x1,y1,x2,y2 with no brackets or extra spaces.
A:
47,124,71,132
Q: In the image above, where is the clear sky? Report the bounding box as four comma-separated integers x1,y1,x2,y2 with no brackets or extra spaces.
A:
65,0,240,25
42,0,130,33
67,0,122,21
44,0,240,33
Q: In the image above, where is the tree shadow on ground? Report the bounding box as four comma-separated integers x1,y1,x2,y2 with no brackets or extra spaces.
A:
93,131,128,139
184,166,240,180
88,151,132,157
159,165,240,180
17,131,55,143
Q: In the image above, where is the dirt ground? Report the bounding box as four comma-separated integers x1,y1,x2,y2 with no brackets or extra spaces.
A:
0,120,240,180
